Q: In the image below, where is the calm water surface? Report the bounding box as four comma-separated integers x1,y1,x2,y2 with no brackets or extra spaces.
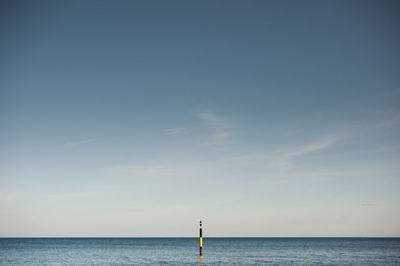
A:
1,238,399,265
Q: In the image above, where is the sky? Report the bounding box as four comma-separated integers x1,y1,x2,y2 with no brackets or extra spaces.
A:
0,0,399,237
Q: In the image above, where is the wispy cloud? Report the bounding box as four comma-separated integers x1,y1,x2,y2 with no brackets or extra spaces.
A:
163,111,234,145
63,138,98,148
197,111,234,145
284,137,339,157
276,136,340,167
164,127,191,136
108,136,342,184
218,136,340,169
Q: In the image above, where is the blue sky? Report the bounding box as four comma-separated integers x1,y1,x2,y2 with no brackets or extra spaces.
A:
0,0,399,236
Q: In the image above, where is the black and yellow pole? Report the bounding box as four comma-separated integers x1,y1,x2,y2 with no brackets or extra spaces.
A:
199,220,203,257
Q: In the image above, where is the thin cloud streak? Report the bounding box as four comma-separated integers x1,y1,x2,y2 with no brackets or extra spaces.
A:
163,111,234,145
108,136,342,183
216,136,340,167
283,137,339,158
164,127,191,136
63,138,98,148
197,111,234,145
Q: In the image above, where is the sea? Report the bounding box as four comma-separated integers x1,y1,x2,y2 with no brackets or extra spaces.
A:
1,238,399,265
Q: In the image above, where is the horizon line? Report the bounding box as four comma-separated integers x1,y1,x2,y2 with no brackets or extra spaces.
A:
1,236,400,239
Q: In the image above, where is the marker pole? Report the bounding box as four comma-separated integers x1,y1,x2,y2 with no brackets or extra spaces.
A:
199,220,203,257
